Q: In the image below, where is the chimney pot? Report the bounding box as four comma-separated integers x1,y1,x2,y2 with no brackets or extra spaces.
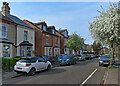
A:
2,2,10,17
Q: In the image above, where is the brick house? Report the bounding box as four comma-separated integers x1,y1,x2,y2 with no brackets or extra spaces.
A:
57,29,70,54
23,20,60,56
0,2,35,57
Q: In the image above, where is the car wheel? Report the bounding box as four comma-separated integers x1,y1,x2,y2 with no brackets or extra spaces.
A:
99,63,101,66
28,68,36,76
47,65,51,71
69,61,72,65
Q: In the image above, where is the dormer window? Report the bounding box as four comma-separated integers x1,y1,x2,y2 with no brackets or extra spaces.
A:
64,31,67,37
52,29,55,34
43,25,46,31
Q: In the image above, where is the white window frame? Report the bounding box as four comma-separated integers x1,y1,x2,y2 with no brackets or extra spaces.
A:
54,48,60,56
45,47,52,56
0,25,7,38
46,35,49,44
24,30,28,41
2,44,12,57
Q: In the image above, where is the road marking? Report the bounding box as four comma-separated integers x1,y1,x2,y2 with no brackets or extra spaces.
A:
80,68,98,86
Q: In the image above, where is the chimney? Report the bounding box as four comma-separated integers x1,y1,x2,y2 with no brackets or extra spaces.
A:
2,2,10,17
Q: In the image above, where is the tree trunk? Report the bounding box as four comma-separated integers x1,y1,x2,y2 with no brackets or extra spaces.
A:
110,44,115,67
117,45,120,60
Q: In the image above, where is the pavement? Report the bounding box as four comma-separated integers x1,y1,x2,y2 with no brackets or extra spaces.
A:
103,59,120,86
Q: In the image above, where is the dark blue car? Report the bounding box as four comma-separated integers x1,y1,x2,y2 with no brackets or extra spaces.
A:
99,54,111,66
59,54,77,66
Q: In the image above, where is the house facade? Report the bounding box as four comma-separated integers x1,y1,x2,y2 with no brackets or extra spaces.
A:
24,20,60,56
0,2,35,57
0,2,17,58
57,29,70,54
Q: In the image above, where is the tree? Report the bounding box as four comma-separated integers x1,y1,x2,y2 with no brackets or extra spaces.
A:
89,3,120,65
93,40,102,54
67,33,84,55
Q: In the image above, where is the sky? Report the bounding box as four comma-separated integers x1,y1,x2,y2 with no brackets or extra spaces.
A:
0,2,113,44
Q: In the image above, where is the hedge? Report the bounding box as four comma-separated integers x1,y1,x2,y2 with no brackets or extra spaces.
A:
2,56,22,71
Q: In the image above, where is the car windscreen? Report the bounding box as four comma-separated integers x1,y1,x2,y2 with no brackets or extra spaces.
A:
77,55,81,57
101,55,110,59
63,55,70,59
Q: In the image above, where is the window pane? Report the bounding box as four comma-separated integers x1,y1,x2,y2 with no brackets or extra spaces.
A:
24,31,28,41
3,45,10,57
49,48,52,56
2,31,7,37
43,26,46,31
38,57,45,62
2,26,7,31
46,48,48,56
27,47,32,56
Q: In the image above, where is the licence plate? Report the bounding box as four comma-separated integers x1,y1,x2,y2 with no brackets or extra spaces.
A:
17,67,22,70
104,62,109,64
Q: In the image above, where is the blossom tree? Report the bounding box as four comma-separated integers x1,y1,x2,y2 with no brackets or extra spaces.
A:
89,3,120,64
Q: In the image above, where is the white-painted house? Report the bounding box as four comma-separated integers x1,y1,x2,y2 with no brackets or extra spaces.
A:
10,15,35,57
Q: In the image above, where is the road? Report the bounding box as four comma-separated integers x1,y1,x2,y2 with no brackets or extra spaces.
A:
3,58,106,85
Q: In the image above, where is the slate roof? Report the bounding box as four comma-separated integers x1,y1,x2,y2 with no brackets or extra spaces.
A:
10,15,33,29
0,12,15,23
58,29,67,33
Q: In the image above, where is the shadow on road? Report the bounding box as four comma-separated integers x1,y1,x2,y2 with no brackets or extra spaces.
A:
34,68,67,76
75,58,99,66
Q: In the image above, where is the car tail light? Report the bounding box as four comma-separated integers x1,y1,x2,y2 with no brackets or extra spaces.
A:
26,64,31,67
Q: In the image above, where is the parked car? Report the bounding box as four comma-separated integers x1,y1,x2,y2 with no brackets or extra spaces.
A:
99,54,111,66
59,54,66,61
37,56,55,65
14,57,52,76
59,54,77,66
84,54,91,60
76,54,85,61
94,54,99,58
90,54,94,59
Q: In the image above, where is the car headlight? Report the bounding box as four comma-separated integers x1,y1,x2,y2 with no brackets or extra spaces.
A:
66,59,70,62
100,61,103,63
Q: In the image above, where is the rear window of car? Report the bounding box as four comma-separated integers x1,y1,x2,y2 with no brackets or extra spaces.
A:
19,58,37,63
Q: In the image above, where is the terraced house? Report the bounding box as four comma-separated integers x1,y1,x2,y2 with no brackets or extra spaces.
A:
56,29,70,54
0,2,35,57
23,20,60,56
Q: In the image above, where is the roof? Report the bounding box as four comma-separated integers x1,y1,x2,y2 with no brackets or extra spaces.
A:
34,21,46,25
10,15,33,29
0,12,15,23
44,44,52,47
58,29,67,33
19,41,33,46
0,38,14,44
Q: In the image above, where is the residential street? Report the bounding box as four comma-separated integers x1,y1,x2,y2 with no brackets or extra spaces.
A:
3,58,106,85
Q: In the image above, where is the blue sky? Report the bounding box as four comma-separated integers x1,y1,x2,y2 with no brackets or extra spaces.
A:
0,2,111,44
